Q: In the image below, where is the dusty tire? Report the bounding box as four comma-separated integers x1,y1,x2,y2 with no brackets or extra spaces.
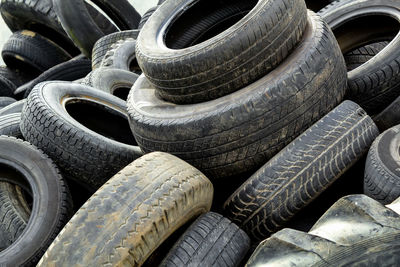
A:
247,194,400,266
128,12,347,180
15,56,91,98
2,30,72,74
0,113,22,138
37,152,213,266
82,68,139,100
138,6,158,30
319,0,400,114
0,182,30,250
0,97,16,109
0,0,79,55
53,0,141,57
0,100,25,116
91,30,139,70
136,0,308,104
0,136,72,266
160,212,250,267
20,81,143,189
364,125,400,204
100,38,140,73
223,101,379,240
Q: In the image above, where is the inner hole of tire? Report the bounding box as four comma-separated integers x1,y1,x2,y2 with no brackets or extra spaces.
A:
304,0,333,12
65,100,137,145
0,164,33,197
164,0,257,49
332,15,399,54
113,87,131,100
3,55,41,78
129,58,142,74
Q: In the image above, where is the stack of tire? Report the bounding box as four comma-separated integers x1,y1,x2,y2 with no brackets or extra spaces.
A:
0,0,400,266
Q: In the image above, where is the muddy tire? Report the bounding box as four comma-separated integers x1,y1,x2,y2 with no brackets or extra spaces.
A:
128,12,347,180
364,125,400,204
37,152,213,266
20,81,143,189
2,30,71,74
247,194,400,266
82,68,139,100
160,212,250,267
91,30,139,70
136,0,308,103
0,136,72,266
224,101,379,240
319,0,400,114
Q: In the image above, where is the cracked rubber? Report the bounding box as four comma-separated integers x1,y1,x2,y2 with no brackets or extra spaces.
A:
364,124,400,204
160,212,250,267
223,101,379,241
53,0,141,57
91,30,139,70
319,0,400,114
136,0,308,104
2,30,72,74
246,194,400,266
37,152,214,266
82,68,139,100
20,81,143,189
128,12,347,180
0,136,72,266
0,182,30,250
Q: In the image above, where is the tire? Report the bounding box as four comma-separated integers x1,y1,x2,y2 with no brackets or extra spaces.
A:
319,0,400,114
128,12,347,180
82,68,139,100
2,30,72,74
14,56,91,99
20,81,143,189
0,100,25,116
344,42,389,71
0,97,16,109
136,0,308,104
53,0,141,57
373,95,400,131
0,76,17,97
91,30,139,70
138,6,158,30
160,212,250,267
100,38,140,73
37,152,214,266
246,195,400,266
0,66,35,88
0,113,22,138
0,182,30,250
0,136,72,266
223,101,379,241
364,125,400,204
0,0,79,55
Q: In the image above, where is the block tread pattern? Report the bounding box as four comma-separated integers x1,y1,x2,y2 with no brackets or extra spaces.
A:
160,212,250,267
38,152,213,266
224,101,379,240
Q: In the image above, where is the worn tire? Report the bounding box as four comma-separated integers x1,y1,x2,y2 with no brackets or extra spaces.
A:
91,30,139,70
0,0,79,55
0,182,30,250
2,30,72,74
364,125,400,204
82,68,139,100
319,0,400,114
247,194,400,266
37,152,214,266
0,136,72,266
345,42,389,71
0,66,34,88
14,56,91,98
20,81,143,189
0,99,25,116
0,76,16,97
0,113,22,138
223,101,379,240
160,212,250,267
373,95,400,131
0,97,16,109
128,12,347,180
138,6,158,30
136,0,308,104
53,0,141,57
100,38,140,73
